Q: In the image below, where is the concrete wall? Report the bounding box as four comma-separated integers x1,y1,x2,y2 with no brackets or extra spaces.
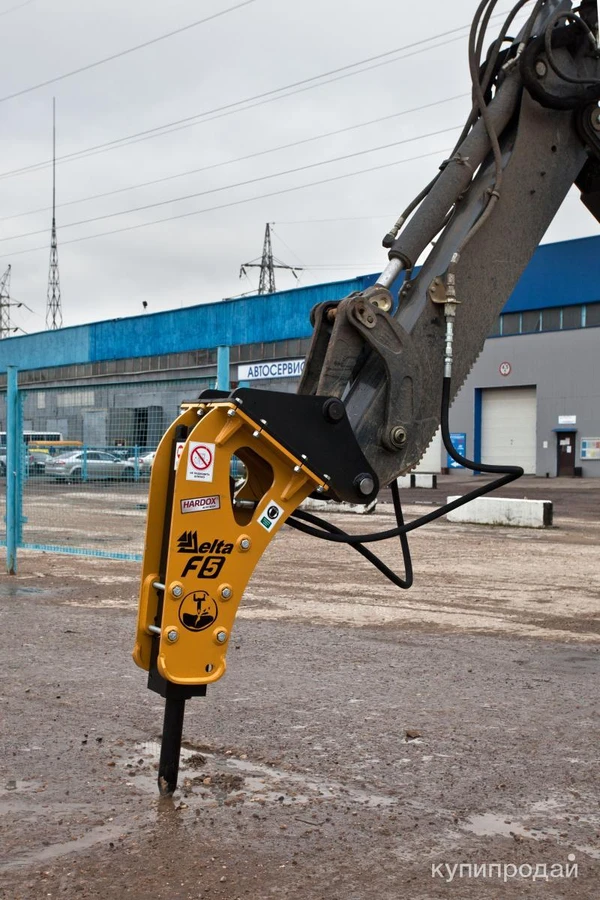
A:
450,327,600,477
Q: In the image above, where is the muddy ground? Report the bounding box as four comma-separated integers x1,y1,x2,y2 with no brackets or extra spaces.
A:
1,476,599,898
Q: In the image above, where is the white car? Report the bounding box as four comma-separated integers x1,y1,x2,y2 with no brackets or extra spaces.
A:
127,451,156,475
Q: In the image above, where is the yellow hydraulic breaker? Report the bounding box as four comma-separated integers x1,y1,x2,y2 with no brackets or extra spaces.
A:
133,394,334,793
134,398,326,684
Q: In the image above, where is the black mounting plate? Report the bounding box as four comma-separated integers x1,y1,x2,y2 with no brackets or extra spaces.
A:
206,387,379,503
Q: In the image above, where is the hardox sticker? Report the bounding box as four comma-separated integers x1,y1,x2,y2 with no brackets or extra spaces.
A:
180,495,220,514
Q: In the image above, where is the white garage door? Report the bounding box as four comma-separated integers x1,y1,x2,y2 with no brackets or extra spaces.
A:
481,387,537,473
414,427,442,473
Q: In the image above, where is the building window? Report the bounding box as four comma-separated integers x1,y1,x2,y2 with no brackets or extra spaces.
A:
562,305,582,329
37,392,46,409
56,390,95,408
541,307,561,331
585,303,600,327
502,313,520,335
521,310,542,333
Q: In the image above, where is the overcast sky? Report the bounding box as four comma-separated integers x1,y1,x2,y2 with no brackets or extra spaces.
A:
0,0,597,335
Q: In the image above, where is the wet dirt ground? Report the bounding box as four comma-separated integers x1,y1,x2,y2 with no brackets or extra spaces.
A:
1,476,599,898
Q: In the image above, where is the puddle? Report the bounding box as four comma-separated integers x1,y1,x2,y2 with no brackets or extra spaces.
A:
464,813,541,839
0,822,130,872
120,741,400,810
0,585,46,597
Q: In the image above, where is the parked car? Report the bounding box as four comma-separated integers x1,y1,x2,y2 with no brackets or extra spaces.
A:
0,450,42,476
46,450,136,482
127,450,156,475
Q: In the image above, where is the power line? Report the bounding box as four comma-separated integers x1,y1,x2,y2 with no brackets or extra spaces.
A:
0,8,515,181
0,94,468,223
0,0,37,17
0,126,461,244
0,145,452,260
0,0,257,104
276,215,396,224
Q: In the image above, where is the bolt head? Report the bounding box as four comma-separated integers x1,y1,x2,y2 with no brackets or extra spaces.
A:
322,398,345,423
220,587,232,600
355,473,375,496
216,630,227,644
535,59,547,78
227,408,236,417
167,629,178,643
171,585,183,598
390,425,407,447
316,485,324,493
240,538,251,551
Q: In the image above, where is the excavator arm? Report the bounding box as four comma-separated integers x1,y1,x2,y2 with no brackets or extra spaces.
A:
133,0,600,793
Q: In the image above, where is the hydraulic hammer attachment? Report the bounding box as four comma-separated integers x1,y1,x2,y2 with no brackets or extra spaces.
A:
133,395,328,685
133,389,360,792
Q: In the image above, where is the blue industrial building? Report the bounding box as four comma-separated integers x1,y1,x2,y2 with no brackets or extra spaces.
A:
0,236,599,475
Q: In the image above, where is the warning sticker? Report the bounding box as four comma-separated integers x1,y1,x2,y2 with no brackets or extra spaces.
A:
174,441,185,470
258,499,284,532
186,442,216,483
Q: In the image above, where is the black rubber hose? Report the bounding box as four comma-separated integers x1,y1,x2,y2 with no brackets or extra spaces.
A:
287,477,413,588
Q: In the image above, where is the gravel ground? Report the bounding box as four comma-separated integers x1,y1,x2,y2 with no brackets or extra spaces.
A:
0,476,599,898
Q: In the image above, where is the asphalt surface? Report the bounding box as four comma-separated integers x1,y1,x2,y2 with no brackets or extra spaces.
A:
1,476,599,898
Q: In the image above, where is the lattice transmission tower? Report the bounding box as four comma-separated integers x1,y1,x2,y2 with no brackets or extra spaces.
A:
46,98,63,330
239,223,303,294
0,265,14,338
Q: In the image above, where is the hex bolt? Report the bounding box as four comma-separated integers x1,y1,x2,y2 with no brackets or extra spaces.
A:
316,485,325,493
293,464,302,472
390,425,408,447
239,537,251,551
220,586,233,600
535,59,547,78
227,408,236,417
252,430,261,438
171,585,183,598
216,630,228,644
167,629,178,643
355,473,375,496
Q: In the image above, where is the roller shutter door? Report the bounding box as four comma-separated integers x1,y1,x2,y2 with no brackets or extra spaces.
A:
481,387,537,473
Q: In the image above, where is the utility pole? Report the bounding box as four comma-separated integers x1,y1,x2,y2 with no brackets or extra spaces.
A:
239,223,303,295
0,265,13,338
46,97,63,330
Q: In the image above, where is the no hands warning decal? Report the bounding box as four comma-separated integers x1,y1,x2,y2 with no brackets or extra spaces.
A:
186,441,216,483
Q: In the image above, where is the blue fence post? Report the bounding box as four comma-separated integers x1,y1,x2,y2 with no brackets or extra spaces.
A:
217,346,230,391
6,366,20,574
134,445,140,481
82,446,88,482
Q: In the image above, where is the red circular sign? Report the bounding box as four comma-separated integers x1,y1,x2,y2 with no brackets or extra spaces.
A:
499,361,511,376
190,444,213,471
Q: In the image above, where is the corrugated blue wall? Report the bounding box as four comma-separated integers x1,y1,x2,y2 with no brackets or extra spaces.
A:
503,235,600,312
1,235,599,374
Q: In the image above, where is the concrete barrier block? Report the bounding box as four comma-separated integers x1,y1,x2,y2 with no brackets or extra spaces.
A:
446,495,553,528
300,497,377,515
396,475,413,489
414,473,437,489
